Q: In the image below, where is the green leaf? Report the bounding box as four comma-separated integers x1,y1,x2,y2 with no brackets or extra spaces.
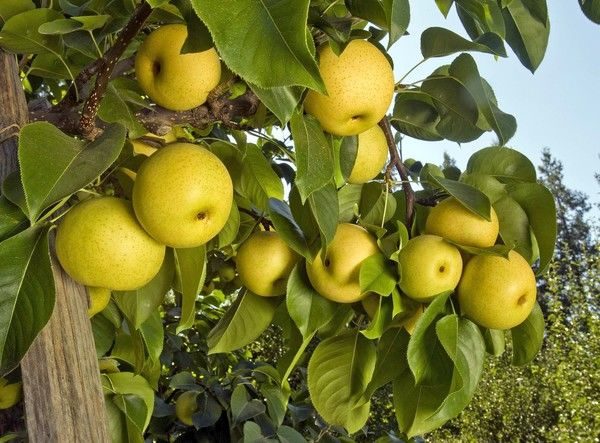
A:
429,175,492,221
174,245,206,333
0,196,27,242
338,135,359,181
102,372,154,431
494,194,533,262
384,0,411,47
249,84,304,125
290,112,334,202
0,226,54,373
466,146,537,183
218,203,240,248
191,392,222,429
231,384,266,424
507,182,556,274
421,27,506,58
239,144,284,212
391,90,443,141
192,0,324,91
113,250,174,329
172,0,213,53
359,254,396,296
361,295,393,339
307,182,338,250
0,0,35,24
92,314,116,357
359,182,397,226
38,18,83,34
18,122,126,221
483,328,506,356
502,0,550,73
72,15,111,31
364,327,410,397
580,0,600,24
455,0,506,38
0,8,63,54
1,172,27,215
286,264,338,338
269,199,310,259
277,425,306,443
435,0,455,16
138,311,164,362
207,291,280,354
307,330,376,433
113,394,147,440
511,302,544,365
98,79,148,138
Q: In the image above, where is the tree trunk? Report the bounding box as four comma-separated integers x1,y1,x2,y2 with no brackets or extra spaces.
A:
0,51,110,442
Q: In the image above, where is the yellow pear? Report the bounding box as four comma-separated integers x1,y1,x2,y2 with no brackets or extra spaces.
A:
56,197,165,291
304,40,395,136
131,130,177,157
175,391,198,426
457,250,537,330
425,197,499,248
87,287,112,317
236,231,300,297
306,223,381,303
132,142,233,248
398,235,463,302
135,24,221,111
347,125,388,184
0,378,22,409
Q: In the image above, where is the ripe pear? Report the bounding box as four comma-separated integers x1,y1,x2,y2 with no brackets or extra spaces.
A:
135,24,221,111
87,287,111,317
457,250,537,330
425,197,499,248
347,125,388,184
132,142,233,248
304,40,395,136
236,231,300,297
398,235,463,302
306,223,381,303
56,197,165,291
175,391,198,426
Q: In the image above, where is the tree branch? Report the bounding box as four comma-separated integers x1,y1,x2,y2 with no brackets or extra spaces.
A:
378,116,415,228
78,1,152,139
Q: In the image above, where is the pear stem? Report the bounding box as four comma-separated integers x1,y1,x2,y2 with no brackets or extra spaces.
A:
379,116,415,228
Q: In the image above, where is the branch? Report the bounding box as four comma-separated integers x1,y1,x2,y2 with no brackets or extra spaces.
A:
378,116,415,228
78,1,152,139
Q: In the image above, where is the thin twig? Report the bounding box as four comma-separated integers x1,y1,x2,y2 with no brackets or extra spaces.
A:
378,116,415,228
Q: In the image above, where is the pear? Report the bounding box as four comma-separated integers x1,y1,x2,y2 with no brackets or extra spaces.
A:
132,142,233,248
236,231,300,297
55,197,165,291
347,125,388,184
175,391,198,426
306,223,381,303
457,250,537,330
135,24,221,111
304,39,395,136
87,287,111,317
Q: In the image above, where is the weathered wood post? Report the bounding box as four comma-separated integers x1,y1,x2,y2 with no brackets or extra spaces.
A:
0,50,109,441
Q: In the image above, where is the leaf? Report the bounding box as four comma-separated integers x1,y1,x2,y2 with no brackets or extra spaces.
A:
113,251,174,329
290,112,334,202
507,182,556,274
18,122,126,221
277,425,306,443
511,301,544,366
455,0,506,38
364,327,410,397
113,394,147,441
502,0,550,73
98,79,148,138
231,384,266,424
494,194,533,262
174,245,206,333
192,0,324,91
466,146,537,183
391,90,443,141
102,372,154,431
361,295,393,340
239,144,284,212
307,330,376,433
421,27,506,58
0,196,26,242
207,291,280,354
138,311,164,362
449,54,516,145
429,175,492,221
0,227,54,374
38,18,83,34
0,0,35,24
249,84,304,125
338,135,358,181
359,182,397,226
218,203,240,248
191,392,222,429
286,264,338,338
72,15,111,31
1,172,27,216
483,328,506,356
307,182,338,250
580,0,600,24
435,0,455,16
0,8,63,54
268,198,310,259
384,0,410,47
359,254,396,296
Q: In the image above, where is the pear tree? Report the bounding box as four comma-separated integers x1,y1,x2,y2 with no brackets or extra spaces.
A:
0,0,572,440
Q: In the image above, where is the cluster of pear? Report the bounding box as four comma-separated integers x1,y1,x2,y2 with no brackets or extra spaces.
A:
398,197,537,330
55,142,234,315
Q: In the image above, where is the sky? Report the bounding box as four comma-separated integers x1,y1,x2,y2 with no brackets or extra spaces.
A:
387,1,600,210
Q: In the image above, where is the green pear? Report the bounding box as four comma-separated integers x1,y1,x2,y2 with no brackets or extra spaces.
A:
306,223,381,303
457,250,537,330
304,40,395,136
175,391,198,426
0,378,22,410
55,197,165,291
398,235,463,302
236,231,299,297
132,142,233,248
135,24,221,111
347,125,388,184
425,197,499,248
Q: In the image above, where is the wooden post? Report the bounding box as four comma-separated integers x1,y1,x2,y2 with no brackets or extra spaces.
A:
0,51,110,441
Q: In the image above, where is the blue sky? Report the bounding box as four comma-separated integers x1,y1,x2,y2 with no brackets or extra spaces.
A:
387,1,600,209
